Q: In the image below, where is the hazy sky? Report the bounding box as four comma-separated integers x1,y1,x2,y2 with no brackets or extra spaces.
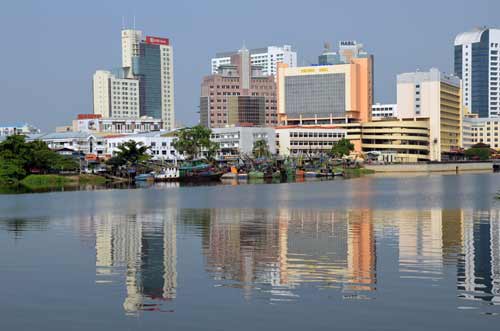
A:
0,0,497,131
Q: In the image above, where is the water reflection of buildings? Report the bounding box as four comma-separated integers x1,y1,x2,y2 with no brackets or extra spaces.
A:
458,210,500,305
94,212,177,314
88,206,500,309
202,209,377,299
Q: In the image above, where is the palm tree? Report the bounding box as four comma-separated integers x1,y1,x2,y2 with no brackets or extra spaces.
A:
252,139,270,158
115,140,150,167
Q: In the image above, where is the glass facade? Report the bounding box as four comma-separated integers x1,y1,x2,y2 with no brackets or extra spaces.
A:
454,45,462,79
285,73,345,119
471,30,490,117
227,96,265,126
133,43,162,119
200,97,210,127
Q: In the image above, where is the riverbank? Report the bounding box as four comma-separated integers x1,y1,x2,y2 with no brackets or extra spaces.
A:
0,174,109,192
364,162,493,173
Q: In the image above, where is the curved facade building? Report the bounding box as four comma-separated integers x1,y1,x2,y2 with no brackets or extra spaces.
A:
454,28,500,118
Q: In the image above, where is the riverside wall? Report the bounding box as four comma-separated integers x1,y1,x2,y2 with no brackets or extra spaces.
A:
364,162,493,173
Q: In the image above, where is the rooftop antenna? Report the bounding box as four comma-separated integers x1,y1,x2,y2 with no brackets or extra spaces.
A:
133,15,136,30
122,16,125,30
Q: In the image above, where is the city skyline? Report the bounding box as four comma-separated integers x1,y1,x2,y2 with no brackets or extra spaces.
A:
0,0,497,131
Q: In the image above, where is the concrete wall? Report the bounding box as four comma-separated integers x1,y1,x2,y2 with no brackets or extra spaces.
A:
365,162,492,173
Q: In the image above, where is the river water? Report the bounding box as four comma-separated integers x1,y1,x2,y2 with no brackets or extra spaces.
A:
1,172,500,330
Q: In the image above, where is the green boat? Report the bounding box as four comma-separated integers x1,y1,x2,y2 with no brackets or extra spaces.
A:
248,171,264,179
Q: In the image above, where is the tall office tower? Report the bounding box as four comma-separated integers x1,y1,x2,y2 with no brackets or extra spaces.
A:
211,45,297,77
454,27,500,117
277,41,373,125
397,68,462,161
118,30,175,130
200,46,277,128
122,29,143,77
132,35,175,130
93,70,140,118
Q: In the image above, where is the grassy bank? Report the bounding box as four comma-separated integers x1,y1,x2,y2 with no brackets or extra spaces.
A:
20,174,73,189
17,174,108,190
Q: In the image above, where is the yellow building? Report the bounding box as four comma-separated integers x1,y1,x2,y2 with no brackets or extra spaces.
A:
397,68,462,161
356,118,431,163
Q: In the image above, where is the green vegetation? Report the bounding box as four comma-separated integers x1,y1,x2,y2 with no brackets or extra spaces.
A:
78,174,107,185
17,174,108,191
465,143,491,161
0,135,79,185
20,174,72,189
106,140,151,176
172,126,219,161
252,139,271,158
330,138,354,158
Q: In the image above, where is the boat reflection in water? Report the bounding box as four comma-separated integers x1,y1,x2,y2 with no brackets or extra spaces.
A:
83,207,500,314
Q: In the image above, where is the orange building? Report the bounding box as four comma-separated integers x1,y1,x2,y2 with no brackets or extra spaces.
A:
277,41,373,126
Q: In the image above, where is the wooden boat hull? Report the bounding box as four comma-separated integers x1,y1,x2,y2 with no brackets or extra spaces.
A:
178,172,223,182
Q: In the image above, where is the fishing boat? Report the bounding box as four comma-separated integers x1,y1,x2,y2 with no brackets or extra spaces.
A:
178,163,223,182
134,173,154,182
248,171,264,179
237,173,249,180
153,167,179,182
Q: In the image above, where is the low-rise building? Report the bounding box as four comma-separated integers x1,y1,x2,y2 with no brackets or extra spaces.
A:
276,126,347,157
211,126,276,159
73,114,162,134
0,123,40,136
359,118,430,163
462,115,500,149
372,103,397,119
105,131,182,161
27,132,107,156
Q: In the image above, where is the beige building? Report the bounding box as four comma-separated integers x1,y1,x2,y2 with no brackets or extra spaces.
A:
275,126,346,156
355,119,431,163
397,68,462,161
463,115,500,149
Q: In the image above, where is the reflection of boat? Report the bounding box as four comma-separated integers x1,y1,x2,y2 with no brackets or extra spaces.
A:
135,173,154,182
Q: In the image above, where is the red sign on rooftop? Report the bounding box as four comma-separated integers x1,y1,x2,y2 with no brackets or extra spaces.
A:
77,114,102,119
146,36,169,46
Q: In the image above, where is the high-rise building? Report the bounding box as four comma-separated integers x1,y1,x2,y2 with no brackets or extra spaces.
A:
397,68,462,161
131,35,175,130
454,27,500,117
200,46,277,128
211,45,297,77
93,70,140,118
277,41,374,126
121,29,143,77
94,30,175,130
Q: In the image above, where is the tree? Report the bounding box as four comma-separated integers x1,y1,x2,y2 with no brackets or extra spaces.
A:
114,140,151,167
252,139,270,158
465,143,491,161
330,138,354,158
0,156,26,184
172,126,215,161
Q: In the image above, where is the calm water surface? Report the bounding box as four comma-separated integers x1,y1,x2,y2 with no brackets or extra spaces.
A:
1,172,500,330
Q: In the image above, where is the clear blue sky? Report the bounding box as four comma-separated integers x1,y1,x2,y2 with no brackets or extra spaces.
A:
0,0,497,131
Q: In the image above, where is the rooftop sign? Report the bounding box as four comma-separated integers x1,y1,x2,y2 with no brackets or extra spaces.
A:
145,36,170,46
